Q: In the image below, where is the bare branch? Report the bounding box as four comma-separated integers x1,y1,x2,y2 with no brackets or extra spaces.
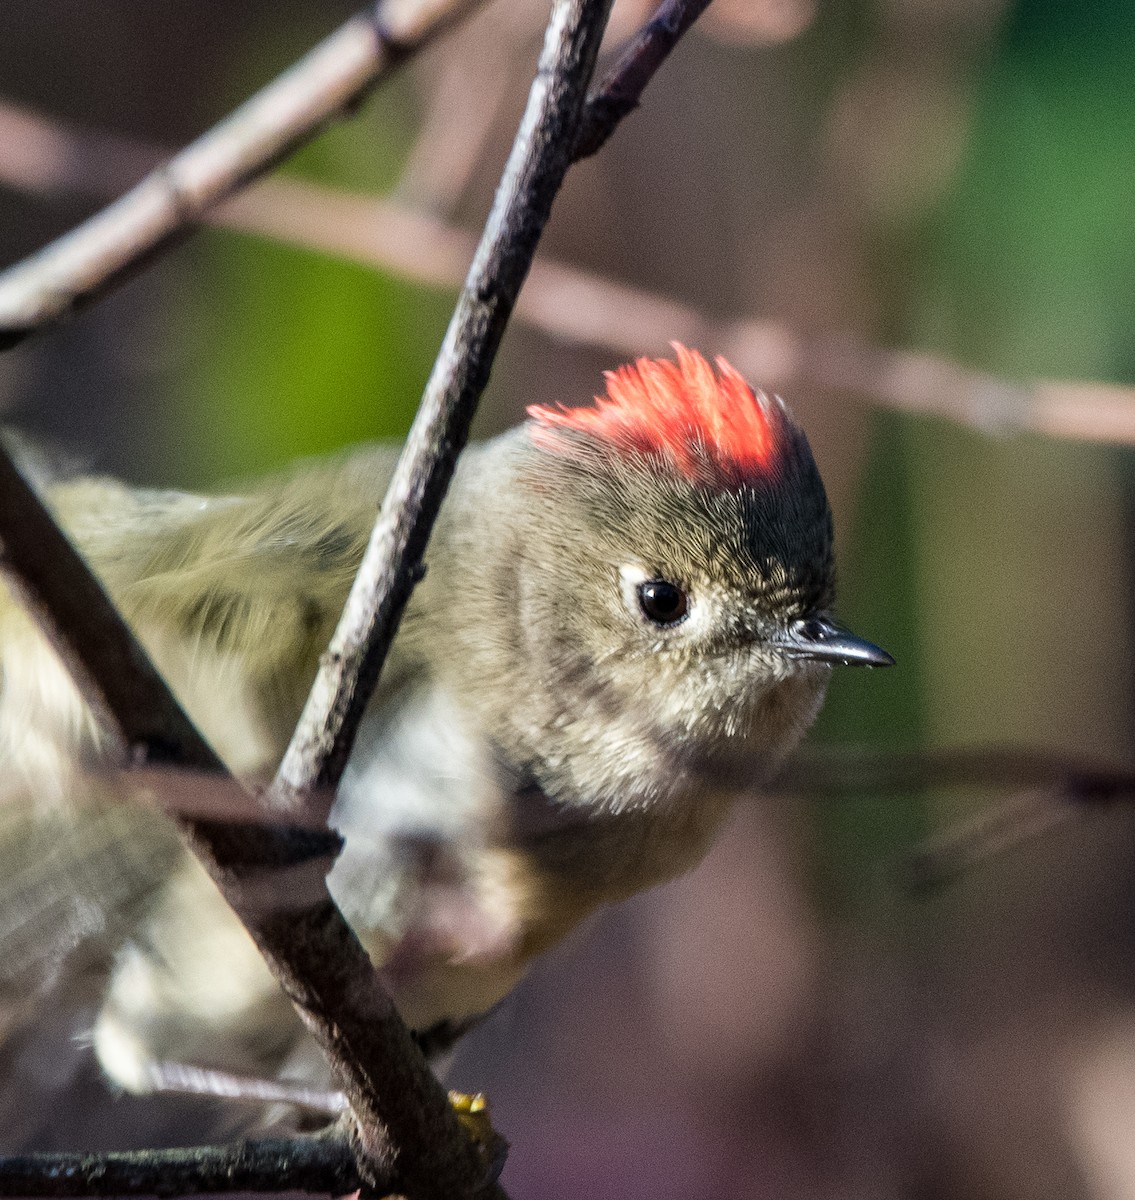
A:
6,97,1134,450
776,744,1135,803
269,0,629,815
0,0,489,350
574,0,714,159
901,789,1086,895
0,1132,366,1198
221,186,1135,447
0,452,221,773
773,745,1135,896
0,446,214,876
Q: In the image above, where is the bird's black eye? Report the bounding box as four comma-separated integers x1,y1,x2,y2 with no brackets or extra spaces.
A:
799,617,829,641
637,580,689,626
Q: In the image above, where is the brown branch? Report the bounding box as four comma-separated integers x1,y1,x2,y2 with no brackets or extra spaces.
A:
776,744,1135,803
0,453,221,773
0,0,490,350
0,1132,365,1198
268,0,632,816
118,745,1135,832
772,745,1135,895
900,788,1087,895
574,0,714,159
210,181,1135,449
226,186,1135,447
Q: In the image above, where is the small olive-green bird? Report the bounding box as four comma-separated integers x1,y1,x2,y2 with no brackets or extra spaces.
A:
0,345,890,1108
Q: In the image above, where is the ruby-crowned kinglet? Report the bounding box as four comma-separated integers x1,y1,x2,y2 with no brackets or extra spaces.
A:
0,345,890,1104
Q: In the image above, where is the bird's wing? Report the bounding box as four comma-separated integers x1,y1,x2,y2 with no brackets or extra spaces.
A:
0,801,182,1042
0,443,413,1049
56,444,411,768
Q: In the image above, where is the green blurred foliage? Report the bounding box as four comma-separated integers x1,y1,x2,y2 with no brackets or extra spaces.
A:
172,65,454,485
176,236,453,484
915,27,1135,381
814,0,1135,909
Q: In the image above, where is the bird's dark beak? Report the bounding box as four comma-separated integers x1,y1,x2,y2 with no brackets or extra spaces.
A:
774,617,895,668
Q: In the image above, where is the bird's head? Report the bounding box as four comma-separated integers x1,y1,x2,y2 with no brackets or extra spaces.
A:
439,345,891,810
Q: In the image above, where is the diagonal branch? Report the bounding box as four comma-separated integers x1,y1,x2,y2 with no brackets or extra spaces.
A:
772,745,1135,896
775,744,1135,802
0,439,485,1200
0,0,490,351
0,453,222,773
270,0,665,815
574,0,714,159
901,788,1087,895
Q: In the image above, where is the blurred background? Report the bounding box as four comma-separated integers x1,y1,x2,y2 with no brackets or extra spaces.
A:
3,0,1135,1195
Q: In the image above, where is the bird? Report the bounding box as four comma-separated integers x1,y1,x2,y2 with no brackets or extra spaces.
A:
0,344,891,1109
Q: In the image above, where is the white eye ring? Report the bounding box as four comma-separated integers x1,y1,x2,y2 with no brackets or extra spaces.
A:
620,564,650,616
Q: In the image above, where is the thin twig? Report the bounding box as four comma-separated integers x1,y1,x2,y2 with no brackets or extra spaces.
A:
5,98,1134,449
574,0,714,158
269,0,623,815
0,0,489,350
0,1132,365,1198
774,744,1135,803
900,788,1087,895
770,745,1135,896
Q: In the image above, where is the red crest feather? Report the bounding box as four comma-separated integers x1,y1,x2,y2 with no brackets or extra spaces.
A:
527,344,780,483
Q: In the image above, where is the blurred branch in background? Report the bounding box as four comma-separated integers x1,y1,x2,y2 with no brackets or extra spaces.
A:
777,745,1135,894
3,98,1134,447
729,743,1135,895
778,744,1135,801
900,787,1086,893
0,0,491,349
394,2,537,215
